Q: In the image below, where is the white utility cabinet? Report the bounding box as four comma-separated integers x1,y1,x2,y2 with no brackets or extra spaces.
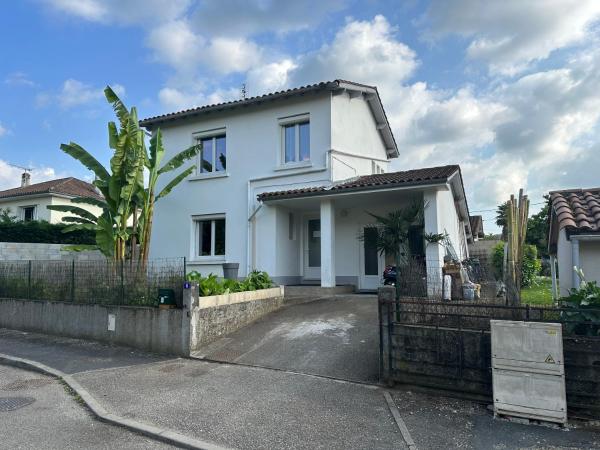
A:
491,320,567,424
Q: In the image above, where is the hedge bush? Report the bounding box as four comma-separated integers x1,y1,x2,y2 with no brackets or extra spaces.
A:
491,242,541,288
0,221,95,244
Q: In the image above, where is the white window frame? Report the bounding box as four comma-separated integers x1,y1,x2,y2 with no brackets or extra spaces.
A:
191,128,227,178
279,114,310,166
191,214,226,262
21,205,37,221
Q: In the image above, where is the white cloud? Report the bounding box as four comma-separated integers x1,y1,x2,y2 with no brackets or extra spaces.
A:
44,0,191,25
0,122,7,137
4,72,36,87
36,79,126,110
290,15,418,90
424,0,600,75
158,85,239,112
0,160,63,192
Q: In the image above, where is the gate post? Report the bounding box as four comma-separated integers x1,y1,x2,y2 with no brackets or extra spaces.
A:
378,286,395,385
181,281,198,357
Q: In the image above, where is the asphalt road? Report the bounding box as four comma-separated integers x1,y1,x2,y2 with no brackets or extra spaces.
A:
0,364,175,450
195,294,380,382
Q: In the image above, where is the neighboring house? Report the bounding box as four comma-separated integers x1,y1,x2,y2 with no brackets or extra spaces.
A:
0,174,104,224
141,80,473,290
548,188,600,296
469,215,484,241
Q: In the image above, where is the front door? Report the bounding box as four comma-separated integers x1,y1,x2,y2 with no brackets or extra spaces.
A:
359,226,383,290
304,218,321,280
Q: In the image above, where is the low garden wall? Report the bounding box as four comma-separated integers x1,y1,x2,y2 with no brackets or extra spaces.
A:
0,284,284,357
0,298,185,355
190,286,284,350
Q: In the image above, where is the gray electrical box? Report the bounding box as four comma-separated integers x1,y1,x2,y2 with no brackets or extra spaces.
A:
491,320,567,424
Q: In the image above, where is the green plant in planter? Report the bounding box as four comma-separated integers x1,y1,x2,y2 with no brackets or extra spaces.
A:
186,270,273,297
560,267,600,336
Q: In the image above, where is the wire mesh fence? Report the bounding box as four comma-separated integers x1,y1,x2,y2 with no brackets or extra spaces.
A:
0,257,185,307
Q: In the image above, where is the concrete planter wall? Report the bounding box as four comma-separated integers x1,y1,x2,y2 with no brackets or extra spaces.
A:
0,285,284,356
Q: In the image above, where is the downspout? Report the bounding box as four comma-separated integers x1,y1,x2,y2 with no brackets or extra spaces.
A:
550,255,558,300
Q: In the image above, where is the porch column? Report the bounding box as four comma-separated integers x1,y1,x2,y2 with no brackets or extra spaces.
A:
572,237,580,289
424,190,444,297
320,199,336,287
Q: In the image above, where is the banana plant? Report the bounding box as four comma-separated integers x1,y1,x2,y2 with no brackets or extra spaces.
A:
49,86,199,262
137,129,200,263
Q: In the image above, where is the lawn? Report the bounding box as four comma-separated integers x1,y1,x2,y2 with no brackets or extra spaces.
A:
521,276,554,305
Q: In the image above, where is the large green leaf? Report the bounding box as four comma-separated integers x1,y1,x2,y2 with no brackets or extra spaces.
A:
60,143,110,181
104,86,129,129
47,204,99,222
156,165,196,200
61,216,97,225
70,196,107,209
62,223,98,233
158,143,201,175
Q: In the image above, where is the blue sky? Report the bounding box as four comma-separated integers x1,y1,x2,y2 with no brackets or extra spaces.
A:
2,1,600,231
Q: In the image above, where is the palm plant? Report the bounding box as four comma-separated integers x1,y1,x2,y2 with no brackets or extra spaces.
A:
49,86,200,261
360,203,424,302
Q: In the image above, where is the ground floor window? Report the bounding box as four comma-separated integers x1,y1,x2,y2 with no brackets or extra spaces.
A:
22,205,36,221
195,216,225,257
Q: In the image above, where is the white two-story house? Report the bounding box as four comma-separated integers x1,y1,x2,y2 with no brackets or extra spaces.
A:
140,80,473,291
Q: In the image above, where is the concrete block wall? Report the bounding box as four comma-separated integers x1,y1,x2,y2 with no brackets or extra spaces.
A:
0,285,284,357
0,242,104,261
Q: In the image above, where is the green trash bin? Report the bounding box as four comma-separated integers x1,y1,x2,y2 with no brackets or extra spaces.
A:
158,288,175,309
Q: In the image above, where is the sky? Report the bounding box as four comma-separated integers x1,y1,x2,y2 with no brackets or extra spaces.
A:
1,0,600,232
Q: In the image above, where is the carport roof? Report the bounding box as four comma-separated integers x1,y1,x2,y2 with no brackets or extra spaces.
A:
258,165,460,201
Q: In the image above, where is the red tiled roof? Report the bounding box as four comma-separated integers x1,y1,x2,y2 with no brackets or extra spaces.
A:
0,177,104,201
258,165,460,201
550,188,600,233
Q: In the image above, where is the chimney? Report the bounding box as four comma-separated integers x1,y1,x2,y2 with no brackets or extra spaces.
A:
21,172,31,187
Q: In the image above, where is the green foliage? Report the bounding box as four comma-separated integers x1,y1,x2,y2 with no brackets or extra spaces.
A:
491,242,541,287
521,276,553,305
492,242,505,279
560,268,600,336
0,221,95,244
50,86,199,261
525,196,549,258
521,245,542,287
0,207,17,223
186,270,274,297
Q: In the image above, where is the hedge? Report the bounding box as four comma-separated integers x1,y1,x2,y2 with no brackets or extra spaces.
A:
0,221,95,244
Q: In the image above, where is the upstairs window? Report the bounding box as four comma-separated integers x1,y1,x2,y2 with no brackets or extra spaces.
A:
198,134,226,174
281,118,310,164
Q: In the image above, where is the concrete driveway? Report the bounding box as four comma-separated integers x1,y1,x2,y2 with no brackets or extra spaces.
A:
194,294,380,383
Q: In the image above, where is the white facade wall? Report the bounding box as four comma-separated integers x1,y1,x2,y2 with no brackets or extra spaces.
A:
580,241,600,286
150,93,334,276
0,195,102,224
556,229,572,296
149,90,469,287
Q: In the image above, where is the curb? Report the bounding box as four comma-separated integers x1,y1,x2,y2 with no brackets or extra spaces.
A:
0,353,230,450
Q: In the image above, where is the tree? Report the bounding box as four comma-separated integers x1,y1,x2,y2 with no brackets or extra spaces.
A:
496,201,509,239
525,195,549,258
360,203,424,302
48,86,200,261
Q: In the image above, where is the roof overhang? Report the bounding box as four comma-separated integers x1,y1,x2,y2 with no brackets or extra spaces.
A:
139,79,399,159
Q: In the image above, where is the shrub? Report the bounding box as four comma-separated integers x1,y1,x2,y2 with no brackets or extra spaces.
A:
491,242,541,287
0,221,95,244
560,267,600,336
186,270,273,297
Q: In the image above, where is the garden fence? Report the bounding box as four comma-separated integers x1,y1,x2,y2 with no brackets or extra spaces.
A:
0,257,185,307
